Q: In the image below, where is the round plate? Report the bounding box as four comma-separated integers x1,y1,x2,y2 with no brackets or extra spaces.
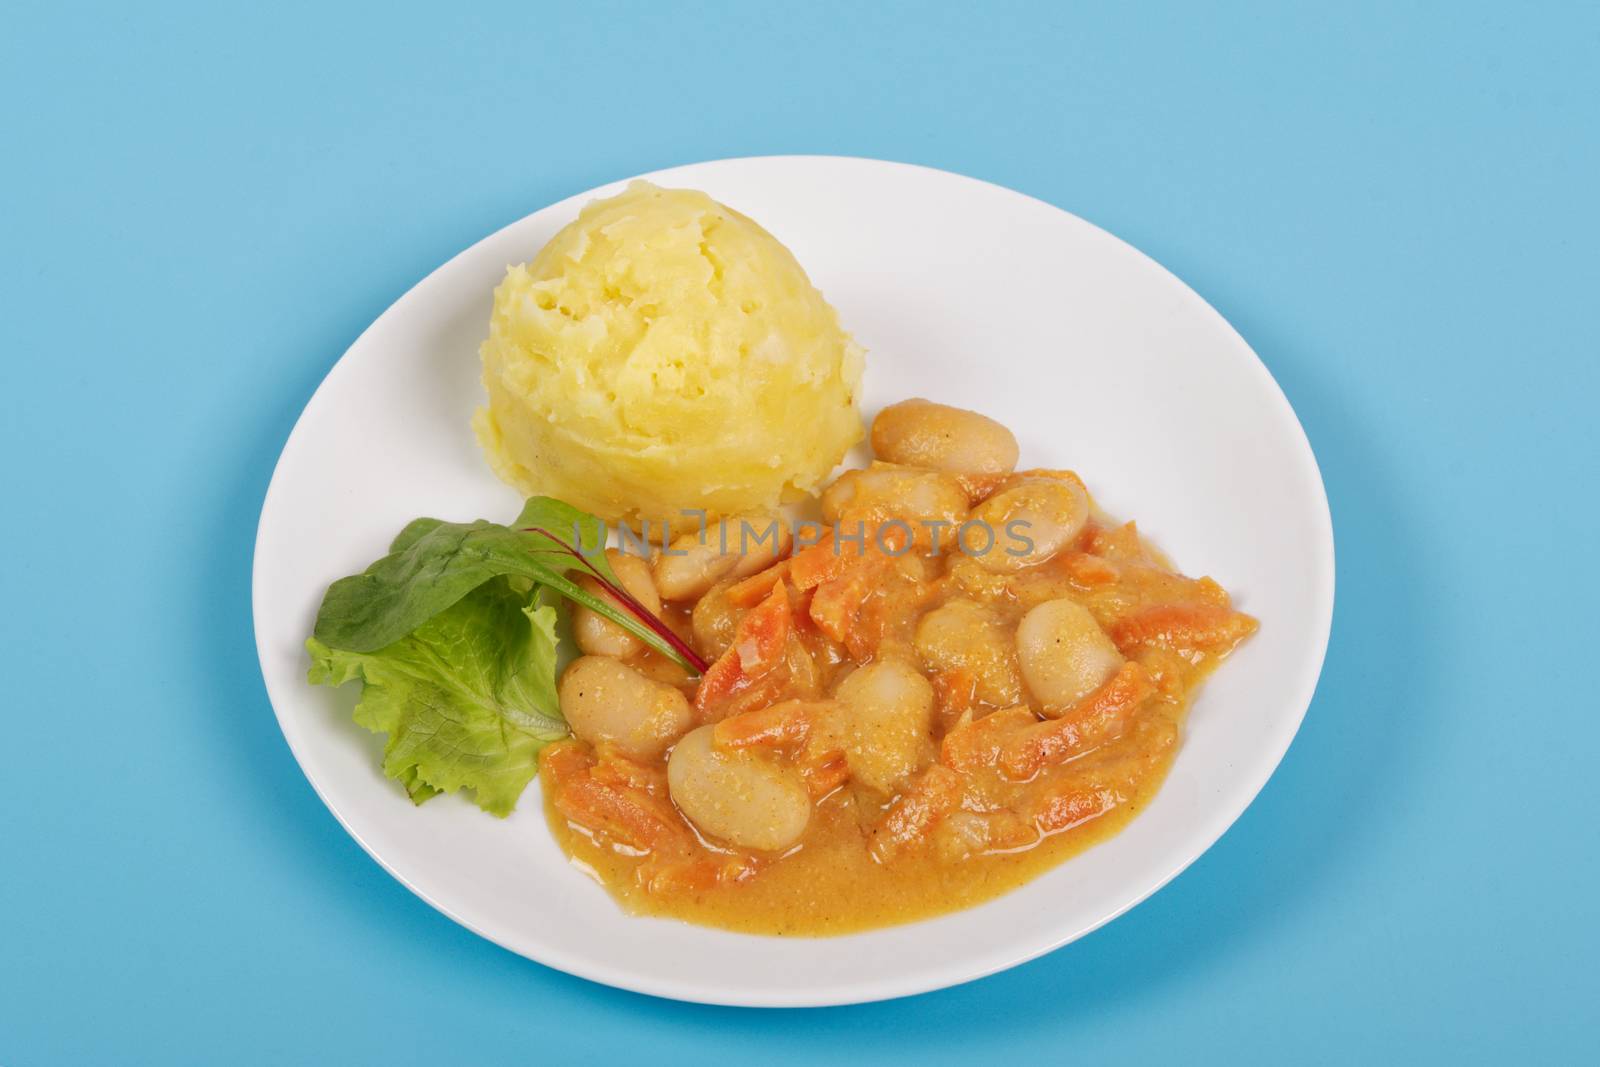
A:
253,155,1333,1007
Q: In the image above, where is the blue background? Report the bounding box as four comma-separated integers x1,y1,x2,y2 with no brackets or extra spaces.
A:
4,2,1597,1063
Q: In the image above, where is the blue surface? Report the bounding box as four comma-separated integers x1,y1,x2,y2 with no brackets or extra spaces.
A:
4,2,1597,1063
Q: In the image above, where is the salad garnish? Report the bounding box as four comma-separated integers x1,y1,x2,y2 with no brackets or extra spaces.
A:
306,496,699,815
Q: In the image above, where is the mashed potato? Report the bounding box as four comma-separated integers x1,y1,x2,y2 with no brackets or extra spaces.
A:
475,181,865,522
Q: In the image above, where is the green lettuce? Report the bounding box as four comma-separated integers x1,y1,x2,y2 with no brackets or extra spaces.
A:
306,496,706,817
307,577,566,817
311,496,698,670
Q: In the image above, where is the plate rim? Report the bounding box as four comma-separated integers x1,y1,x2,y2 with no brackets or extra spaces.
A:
252,153,1335,1007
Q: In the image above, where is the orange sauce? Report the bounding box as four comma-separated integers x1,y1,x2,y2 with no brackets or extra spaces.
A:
542,477,1255,936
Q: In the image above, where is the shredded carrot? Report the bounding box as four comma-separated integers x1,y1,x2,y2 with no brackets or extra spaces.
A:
940,706,1037,772
555,776,680,852
1031,785,1122,835
1087,521,1146,562
997,662,1154,780
870,765,965,860
799,748,851,798
808,555,888,643
1061,551,1121,587
1108,603,1258,655
538,739,593,787
789,531,849,589
711,699,822,751
841,597,888,661
724,561,789,607
587,748,666,793
931,668,978,734
694,584,791,717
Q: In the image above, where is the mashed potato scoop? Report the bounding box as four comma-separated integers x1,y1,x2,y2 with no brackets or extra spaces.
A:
475,182,864,522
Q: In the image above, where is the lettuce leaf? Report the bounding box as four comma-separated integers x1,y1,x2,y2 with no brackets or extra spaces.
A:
312,496,699,672
307,576,567,816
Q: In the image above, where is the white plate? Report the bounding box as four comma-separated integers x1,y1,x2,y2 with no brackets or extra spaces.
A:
253,156,1333,1007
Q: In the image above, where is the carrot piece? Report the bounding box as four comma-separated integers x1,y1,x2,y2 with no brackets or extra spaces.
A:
712,699,823,751
789,531,849,589
940,706,1037,772
588,747,668,793
998,662,1154,780
538,739,594,787
808,555,887,643
869,765,965,860
806,573,854,641
875,522,913,555
694,584,791,717
735,583,792,671
711,662,797,723
554,776,680,852
1087,521,1146,562
1108,603,1258,655
859,551,942,662
841,598,886,662
931,668,978,733
693,656,743,716
724,561,789,607
1031,785,1122,835
799,747,851,798
1061,551,1121,587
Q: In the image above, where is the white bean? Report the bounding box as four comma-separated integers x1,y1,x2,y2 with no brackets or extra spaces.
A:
572,550,661,658
819,463,968,549
968,476,1089,572
653,534,739,601
690,579,740,660
870,398,1019,477
832,657,936,794
652,513,791,600
725,515,793,580
558,655,693,761
1015,598,1124,714
667,725,810,851
913,598,1024,707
